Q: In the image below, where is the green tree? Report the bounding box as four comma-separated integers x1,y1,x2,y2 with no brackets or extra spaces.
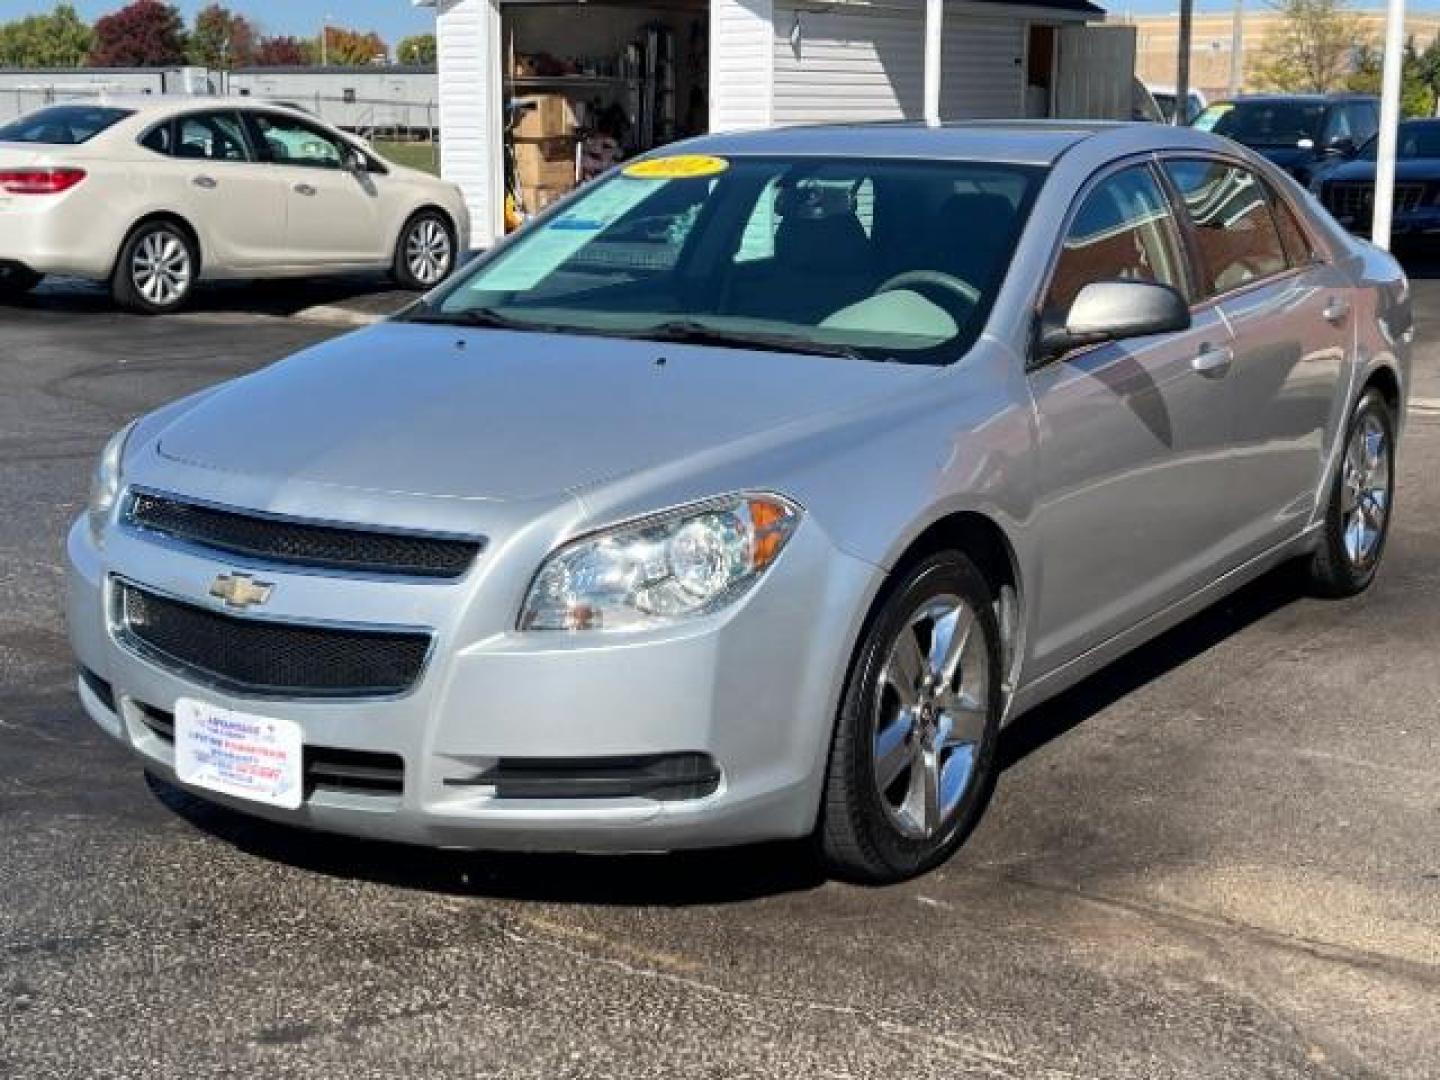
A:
0,4,94,68
1255,0,1366,93
187,4,258,68
396,33,436,65
1348,39,1436,119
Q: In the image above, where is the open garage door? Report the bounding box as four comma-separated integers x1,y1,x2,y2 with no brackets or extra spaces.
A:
1054,24,1136,119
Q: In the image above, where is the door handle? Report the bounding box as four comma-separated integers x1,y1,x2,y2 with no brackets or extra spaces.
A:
1322,298,1351,325
1192,345,1234,378
293,183,318,197
191,175,217,189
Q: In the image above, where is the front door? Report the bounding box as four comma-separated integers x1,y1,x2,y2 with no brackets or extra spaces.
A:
244,111,384,264
1026,162,1238,677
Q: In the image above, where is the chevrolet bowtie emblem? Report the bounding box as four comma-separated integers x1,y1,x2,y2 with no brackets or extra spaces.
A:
209,572,274,610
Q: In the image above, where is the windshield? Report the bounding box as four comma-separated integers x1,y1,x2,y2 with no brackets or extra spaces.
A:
0,106,133,145
1358,121,1440,160
1194,101,1325,146
419,155,1042,364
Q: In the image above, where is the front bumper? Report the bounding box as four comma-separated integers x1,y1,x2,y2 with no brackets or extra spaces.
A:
66,510,879,852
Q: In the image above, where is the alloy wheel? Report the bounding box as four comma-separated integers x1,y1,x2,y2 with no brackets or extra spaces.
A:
872,594,990,839
405,219,452,286
130,231,192,307
1340,411,1391,567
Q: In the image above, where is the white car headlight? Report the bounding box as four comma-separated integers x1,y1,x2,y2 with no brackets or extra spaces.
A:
520,494,801,632
87,420,136,539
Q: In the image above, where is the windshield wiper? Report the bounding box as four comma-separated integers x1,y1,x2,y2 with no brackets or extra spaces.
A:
621,320,865,360
403,305,561,334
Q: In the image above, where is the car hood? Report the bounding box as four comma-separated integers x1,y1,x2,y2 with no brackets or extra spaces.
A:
1325,158,1440,184
154,322,940,502
1249,145,1315,171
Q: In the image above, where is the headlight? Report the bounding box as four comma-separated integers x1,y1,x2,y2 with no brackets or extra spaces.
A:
87,420,136,539
520,494,801,632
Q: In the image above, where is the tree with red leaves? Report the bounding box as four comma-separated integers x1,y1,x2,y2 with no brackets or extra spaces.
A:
254,35,313,67
89,0,187,67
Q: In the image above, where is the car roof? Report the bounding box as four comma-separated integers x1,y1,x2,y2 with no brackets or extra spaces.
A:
672,120,1240,167
1215,93,1376,105
78,94,314,120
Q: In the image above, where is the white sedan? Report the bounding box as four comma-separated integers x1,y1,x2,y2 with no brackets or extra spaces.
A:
0,99,470,313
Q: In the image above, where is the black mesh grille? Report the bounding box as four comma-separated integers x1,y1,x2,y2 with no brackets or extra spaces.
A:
125,491,483,578
118,583,431,697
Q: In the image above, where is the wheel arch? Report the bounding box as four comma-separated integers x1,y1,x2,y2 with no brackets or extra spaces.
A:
1361,363,1402,418
112,211,205,279
880,509,1026,701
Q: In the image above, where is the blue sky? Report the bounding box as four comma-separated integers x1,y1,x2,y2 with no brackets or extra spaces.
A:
8,2,436,47
8,0,1437,47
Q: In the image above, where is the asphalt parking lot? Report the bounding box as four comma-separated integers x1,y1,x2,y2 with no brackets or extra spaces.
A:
2,276,1437,1079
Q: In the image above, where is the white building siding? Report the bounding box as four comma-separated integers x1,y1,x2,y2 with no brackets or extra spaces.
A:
772,3,924,125
711,0,775,131
939,17,1025,119
437,0,502,246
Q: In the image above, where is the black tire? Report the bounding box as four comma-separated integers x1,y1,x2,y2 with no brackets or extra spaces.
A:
1305,388,1396,598
819,550,1003,883
111,220,198,315
391,210,456,291
0,264,43,298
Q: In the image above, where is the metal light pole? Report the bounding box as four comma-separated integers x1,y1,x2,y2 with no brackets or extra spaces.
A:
924,0,943,127
1176,0,1194,125
1228,0,1244,98
1372,0,1407,249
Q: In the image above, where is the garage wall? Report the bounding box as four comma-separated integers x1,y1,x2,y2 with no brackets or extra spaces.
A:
437,0,503,246
711,0,775,130
939,17,1025,119
771,2,924,124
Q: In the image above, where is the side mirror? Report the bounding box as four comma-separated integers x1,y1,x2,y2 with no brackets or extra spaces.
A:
1324,136,1356,158
1037,281,1191,362
345,147,369,174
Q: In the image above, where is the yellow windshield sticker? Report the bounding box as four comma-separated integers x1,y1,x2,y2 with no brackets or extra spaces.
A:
623,154,729,180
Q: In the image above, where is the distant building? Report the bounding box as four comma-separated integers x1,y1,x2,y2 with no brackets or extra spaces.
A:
1122,8,1440,99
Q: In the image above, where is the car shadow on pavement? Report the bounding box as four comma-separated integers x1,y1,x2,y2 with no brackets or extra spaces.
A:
6,273,416,321
998,565,1306,772
149,566,1308,905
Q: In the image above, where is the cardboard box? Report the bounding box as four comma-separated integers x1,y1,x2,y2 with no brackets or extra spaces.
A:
514,138,576,190
511,94,576,140
523,185,571,214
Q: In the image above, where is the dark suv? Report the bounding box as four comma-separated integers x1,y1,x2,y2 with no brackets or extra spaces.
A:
1192,94,1380,184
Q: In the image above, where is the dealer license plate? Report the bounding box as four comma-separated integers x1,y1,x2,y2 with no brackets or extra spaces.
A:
174,698,303,810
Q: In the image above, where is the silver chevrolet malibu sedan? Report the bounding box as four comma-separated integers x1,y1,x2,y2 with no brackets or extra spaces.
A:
68,122,1411,882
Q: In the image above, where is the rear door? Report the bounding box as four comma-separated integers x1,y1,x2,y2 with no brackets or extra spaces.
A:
1161,157,1348,556
1027,161,1238,675
243,111,384,264
140,110,286,269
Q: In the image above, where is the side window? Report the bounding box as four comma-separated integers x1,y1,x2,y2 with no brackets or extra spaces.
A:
249,113,345,169
139,121,174,156
173,112,251,162
1046,164,1187,315
1163,159,1288,296
1269,188,1316,267
1323,107,1352,146
1351,103,1379,143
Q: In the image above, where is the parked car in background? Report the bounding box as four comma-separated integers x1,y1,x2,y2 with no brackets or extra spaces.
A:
0,99,469,313
1148,83,1208,125
69,123,1410,883
1313,119,1440,242
1193,93,1380,184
